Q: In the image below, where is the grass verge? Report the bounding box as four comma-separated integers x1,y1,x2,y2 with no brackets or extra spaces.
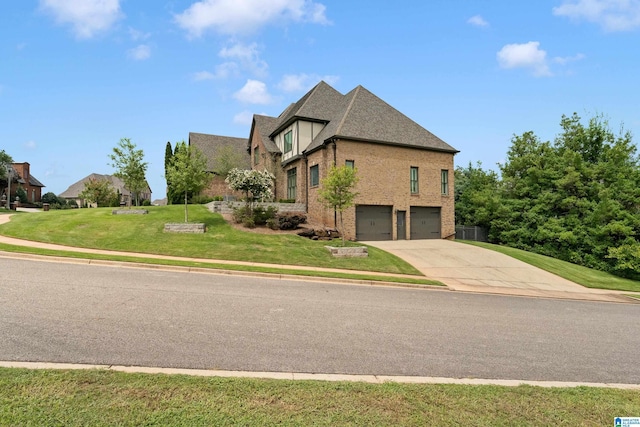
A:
0,243,440,286
0,206,420,275
461,240,640,293
1,368,638,426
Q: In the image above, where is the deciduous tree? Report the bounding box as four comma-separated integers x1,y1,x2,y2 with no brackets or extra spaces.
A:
318,165,359,246
79,178,118,207
109,138,148,207
165,142,211,222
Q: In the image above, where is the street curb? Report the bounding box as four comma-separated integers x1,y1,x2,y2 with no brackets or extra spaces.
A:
0,251,445,291
1,361,639,390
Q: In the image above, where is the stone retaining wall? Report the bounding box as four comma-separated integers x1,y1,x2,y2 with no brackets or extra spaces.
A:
112,209,148,215
324,246,368,258
164,223,206,233
208,201,306,215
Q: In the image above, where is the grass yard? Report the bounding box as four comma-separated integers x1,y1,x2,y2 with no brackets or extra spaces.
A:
461,240,640,293
1,368,638,426
0,205,420,275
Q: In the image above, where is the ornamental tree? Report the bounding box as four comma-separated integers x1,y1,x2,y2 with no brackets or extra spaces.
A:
109,138,148,207
318,165,359,245
79,178,118,207
165,142,211,222
225,168,275,213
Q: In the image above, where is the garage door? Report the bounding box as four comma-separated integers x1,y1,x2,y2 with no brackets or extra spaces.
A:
410,207,441,239
356,205,393,241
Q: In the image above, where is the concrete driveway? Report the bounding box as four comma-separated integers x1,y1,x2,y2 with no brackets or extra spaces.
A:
365,240,634,302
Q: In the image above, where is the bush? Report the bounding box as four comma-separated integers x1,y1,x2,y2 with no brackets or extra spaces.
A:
191,195,214,204
252,206,277,225
232,205,252,224
213,196,224,201
278,199,296,203
242,217,256,228
275,212,307,230
266,218,279,230
141,199,152,206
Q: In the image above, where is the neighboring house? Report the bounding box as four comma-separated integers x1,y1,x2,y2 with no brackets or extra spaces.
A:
188,132,250,199
3,163,45,204
59,173,152,207
199,81,459,240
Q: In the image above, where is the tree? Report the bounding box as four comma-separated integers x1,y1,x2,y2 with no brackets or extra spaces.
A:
78,178,118,207
214,145,246,177
225,168,275,213
165,142,212,222
0,150,12,181
454,162,500,229
318,165,359,246
478,113,640,278
164,141,174,203
108,138,148,207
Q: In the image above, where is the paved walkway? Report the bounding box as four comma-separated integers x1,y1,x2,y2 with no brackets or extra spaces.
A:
365,240,637,303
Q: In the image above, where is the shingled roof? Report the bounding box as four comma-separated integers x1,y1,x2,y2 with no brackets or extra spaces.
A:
188,132,250,173
251,81,458,155
59,173,131,198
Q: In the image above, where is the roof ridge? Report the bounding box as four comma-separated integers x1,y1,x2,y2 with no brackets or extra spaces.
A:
334,85,362,137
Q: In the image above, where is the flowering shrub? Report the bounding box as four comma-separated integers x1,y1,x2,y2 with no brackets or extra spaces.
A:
225,169,275,211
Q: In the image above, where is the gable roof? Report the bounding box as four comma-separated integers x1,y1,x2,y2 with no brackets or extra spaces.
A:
9,164,45,188
59,173,150,198
249,115,280,153
250,81,458,156
188,132,250,173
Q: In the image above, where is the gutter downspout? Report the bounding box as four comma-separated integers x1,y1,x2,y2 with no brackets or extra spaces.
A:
331,139,337,227
303,154,308,213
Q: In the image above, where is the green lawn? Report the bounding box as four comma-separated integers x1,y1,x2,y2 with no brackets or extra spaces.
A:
461,240,640,293
0,205,420,275
1,368,638,426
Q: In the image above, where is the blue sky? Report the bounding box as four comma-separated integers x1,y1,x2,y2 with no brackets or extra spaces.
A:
1,0,639,200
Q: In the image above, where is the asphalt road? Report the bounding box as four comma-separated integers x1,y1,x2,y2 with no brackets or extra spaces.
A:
1,256,639,384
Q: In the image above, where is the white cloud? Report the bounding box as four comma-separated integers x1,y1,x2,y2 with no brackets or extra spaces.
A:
219,42,268,77
127,44,151,60
174,0,330,37
193,62,239,81
497,41,552,77
553,53,586,64
129,27,151,41
467,15,489,27
40,0,122,39
193,71,216,81
24,141,37,150
233,110,255,125
553,0,640,31
233,79,274,104
278,73,339,92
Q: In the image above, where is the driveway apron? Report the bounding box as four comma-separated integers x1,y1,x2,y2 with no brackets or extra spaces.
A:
364,240,633,302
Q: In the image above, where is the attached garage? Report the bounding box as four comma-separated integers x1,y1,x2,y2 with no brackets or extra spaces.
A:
410,207,441,239
355,205,393,241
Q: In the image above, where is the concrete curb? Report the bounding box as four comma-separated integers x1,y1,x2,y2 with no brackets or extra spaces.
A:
2,361,638,390
0,251,445,291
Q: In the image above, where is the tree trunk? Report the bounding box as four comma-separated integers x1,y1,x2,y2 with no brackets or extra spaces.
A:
339,211,345,246
184,191,188,223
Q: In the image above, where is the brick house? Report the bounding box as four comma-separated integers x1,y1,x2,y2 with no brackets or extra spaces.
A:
250,82,458,240
4,163,45,204
199,81,458,240
188,132,250,200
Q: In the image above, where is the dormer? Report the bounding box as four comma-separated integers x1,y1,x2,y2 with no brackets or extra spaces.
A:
271,119,327,163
